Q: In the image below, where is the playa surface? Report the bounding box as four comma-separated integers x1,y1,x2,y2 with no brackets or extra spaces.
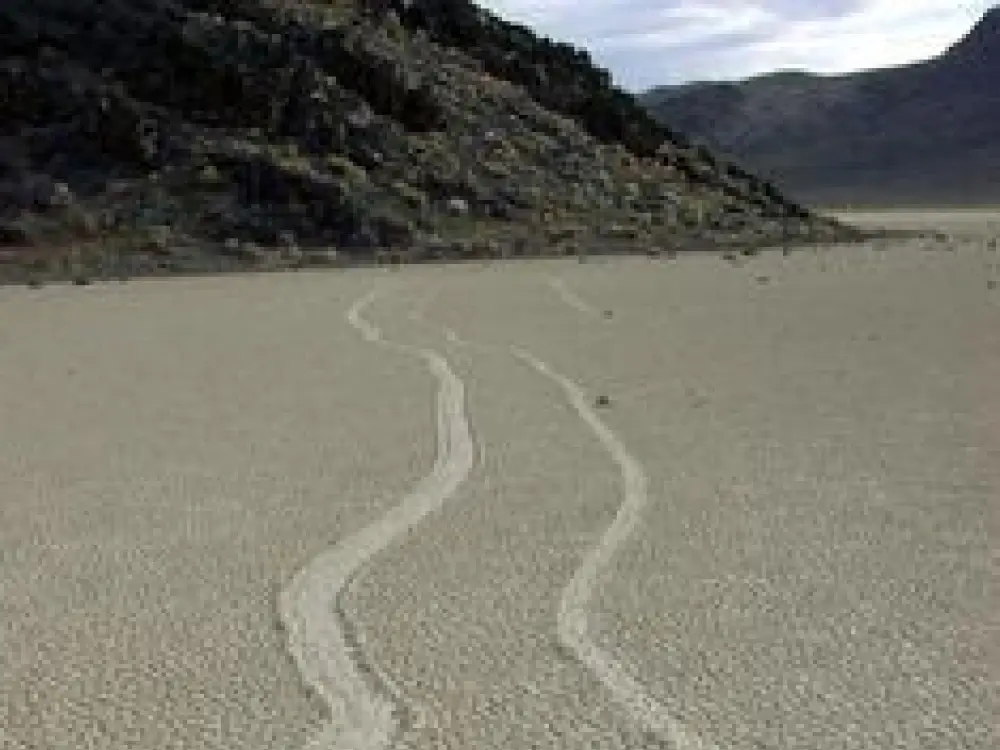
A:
3,211,997,749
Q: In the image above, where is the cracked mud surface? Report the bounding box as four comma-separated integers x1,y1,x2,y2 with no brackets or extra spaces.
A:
4,211,998,749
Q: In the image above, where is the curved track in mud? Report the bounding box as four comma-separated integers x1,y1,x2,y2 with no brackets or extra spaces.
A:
277,284,476,750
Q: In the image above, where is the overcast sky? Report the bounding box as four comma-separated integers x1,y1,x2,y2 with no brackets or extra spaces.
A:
478,1,993,90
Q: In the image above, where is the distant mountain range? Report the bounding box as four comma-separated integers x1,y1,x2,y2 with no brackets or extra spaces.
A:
640,7,1000,207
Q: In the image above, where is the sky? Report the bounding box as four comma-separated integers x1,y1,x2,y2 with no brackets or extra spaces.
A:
478,1,994,91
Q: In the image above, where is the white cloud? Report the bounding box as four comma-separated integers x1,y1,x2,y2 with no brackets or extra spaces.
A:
477,1,993,89
736,0,980,74
598,5,776,51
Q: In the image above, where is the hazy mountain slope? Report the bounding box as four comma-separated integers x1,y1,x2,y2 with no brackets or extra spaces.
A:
0,0,859,282
640,8,1000,207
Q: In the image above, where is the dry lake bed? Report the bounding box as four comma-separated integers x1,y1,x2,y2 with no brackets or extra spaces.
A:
2,211,998,749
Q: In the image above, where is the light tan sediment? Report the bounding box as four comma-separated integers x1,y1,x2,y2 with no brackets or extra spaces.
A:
421,235,998,749
277,283,474,750
546,275,598,317
4,211,998,749
342,291,659,750
1,271,437,749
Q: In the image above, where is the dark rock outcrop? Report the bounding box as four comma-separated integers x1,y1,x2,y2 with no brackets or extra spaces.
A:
1,0,861,282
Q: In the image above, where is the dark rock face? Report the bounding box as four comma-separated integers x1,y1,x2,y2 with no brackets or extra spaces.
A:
0,0,857,282
640,8,1000,207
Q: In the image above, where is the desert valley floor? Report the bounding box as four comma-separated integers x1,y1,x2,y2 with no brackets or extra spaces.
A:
2,212,998,749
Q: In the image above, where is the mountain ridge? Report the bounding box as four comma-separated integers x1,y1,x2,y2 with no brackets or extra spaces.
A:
640,7,1000,207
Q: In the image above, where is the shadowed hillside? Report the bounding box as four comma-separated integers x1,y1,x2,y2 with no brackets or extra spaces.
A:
640,8,1000,208
0,0,863,282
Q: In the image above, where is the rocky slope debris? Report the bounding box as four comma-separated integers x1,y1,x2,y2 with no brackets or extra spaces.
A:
1,0,864,282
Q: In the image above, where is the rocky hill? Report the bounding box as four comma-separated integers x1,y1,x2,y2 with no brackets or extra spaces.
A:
640,8,1000,208
0,0,862,282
